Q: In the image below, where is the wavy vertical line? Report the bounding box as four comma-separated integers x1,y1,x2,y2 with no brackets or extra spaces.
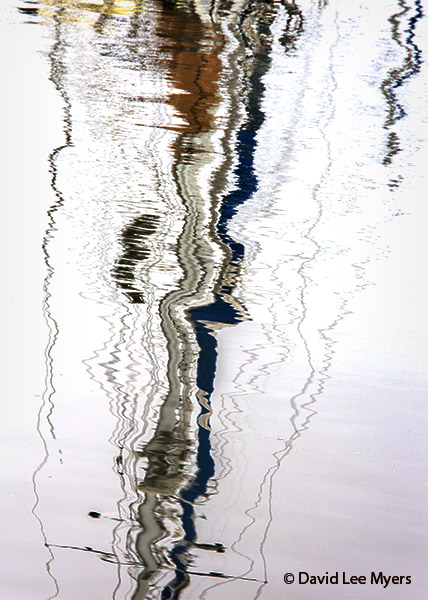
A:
32,5,75,598
382,0,424,167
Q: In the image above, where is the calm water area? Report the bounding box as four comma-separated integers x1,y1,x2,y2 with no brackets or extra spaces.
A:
1,0,427,598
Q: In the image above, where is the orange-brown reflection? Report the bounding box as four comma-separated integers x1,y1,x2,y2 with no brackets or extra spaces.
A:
154,2,224,152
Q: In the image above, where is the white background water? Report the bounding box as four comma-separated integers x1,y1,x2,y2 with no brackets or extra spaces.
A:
0,0,427,598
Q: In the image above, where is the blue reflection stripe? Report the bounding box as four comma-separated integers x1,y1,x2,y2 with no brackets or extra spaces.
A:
403,0,423,81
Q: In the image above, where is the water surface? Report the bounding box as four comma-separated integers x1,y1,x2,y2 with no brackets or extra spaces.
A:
0,0,427,598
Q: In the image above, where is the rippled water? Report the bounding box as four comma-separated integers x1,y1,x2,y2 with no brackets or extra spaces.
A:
1,0,427,598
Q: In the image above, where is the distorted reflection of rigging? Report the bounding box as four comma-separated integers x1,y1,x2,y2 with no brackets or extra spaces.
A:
107,0,307,597
27,0,323,598
115,2,307,598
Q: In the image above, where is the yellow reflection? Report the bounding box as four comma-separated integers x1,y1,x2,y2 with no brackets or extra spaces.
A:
37,0,145,26
42,0,136,15
37,0,198,23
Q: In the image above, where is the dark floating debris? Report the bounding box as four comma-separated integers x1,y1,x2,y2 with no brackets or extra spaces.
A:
194,542,226,553
18,7,38,15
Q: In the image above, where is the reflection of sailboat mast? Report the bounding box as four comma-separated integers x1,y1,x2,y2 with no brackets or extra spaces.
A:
124,1,248,596
155,2,283,597
126,2,233,596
